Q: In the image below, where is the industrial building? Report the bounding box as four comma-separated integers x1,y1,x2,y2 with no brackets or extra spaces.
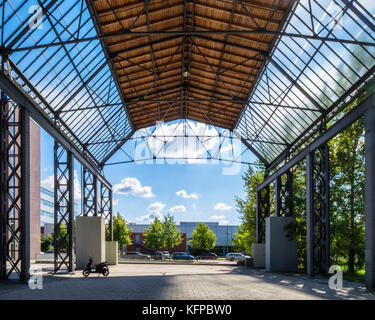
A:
128,222,238,255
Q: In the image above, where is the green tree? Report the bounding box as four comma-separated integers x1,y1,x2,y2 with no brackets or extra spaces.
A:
107,212,132,249
329,115,365,274
190,222,216,254
52,223,68,252
41,234,53,252
144,218,165,251
233,165,264,254
162,214,183,256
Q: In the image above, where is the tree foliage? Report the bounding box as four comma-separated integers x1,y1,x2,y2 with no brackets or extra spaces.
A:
162,214,183,255
233,166,264,254
107,212,133,248
41,234,53,252
190,222,216,253
329,113,365,273
144,218,165,250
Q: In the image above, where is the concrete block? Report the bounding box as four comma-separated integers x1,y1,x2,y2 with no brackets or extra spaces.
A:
106,241,118,265
265,216,297,273
252,243,265,268
76,216,105,269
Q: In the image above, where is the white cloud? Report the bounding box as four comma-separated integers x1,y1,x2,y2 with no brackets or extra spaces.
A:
176,190,199,199
147,202,165,213
113,177,154,198
133,121,239,164
211,215,229,225
135,202,166,223
168,205,186,213
41,170,81,199
135,211,163,223
113,198,119,206
214,203,232,211
191,203,197,209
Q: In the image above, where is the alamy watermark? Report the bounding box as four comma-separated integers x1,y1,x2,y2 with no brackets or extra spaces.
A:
328,265,343,290
28,5,43,30
28,265,43,290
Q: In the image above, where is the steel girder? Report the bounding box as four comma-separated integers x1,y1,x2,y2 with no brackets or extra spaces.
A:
0,94,30,281
100,183,113,241
275,170,294,217
54,142,75,273
256,184,270,244
306,144,330,276
82,167,98,217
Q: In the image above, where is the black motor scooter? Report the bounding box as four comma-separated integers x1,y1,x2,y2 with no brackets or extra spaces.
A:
83,256,109,277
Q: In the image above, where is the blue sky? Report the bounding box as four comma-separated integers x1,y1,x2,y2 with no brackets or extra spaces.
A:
40,124,256,226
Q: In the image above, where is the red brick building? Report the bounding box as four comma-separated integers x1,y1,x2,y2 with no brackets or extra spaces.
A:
126,232,187,253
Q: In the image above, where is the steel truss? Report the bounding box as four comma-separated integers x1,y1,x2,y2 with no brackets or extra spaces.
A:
82,167,98,216
256,185,270,244
104,119,259,166
306,144,330,276
54,142,74,273
275,170,294,217
0,94,30,281
100,183,113,241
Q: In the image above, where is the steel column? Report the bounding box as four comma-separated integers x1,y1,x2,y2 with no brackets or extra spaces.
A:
0,95,30,281
365,101,375,289
306,144,330,276
275,171,294,217
256,185,270,243
275,176,282,216
54,142,75,272
20,106,30,281
83,167,98,216
100,182,113,241
0,92,6,279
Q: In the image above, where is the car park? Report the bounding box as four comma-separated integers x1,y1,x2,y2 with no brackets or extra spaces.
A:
225,253,250,262
172,252,195,260
196,252,218,260
122,252,151,260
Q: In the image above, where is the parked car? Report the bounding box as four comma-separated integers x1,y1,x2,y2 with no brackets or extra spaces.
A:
163,251,170,259
172,252,195,260
196,252,218,260
122,252,151,260
152,251,166,260
225,253,250,262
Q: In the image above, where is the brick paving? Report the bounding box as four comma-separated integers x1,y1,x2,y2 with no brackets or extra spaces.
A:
0,263,374,300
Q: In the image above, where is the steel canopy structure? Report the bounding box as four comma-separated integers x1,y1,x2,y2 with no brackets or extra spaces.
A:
1,0,374,167
1,0,375,288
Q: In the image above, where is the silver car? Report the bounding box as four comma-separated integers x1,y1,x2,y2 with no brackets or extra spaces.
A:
225,253,250,262
122,252,151,260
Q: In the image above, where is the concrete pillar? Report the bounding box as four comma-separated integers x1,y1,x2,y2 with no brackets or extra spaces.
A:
265,216,297,273
252,243,265,268
365,103,375,289
105,241,118,265
76,216,105,269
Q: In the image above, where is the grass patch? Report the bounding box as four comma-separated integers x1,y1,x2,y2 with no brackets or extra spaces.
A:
343,268,365,284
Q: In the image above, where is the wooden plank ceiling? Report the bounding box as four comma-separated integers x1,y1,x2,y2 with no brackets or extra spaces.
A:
91,0,291,130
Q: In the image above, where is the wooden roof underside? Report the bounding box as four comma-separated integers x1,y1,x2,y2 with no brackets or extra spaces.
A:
91,0,292,130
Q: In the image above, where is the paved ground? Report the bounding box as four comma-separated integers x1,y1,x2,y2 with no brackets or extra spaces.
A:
0,263,374,300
